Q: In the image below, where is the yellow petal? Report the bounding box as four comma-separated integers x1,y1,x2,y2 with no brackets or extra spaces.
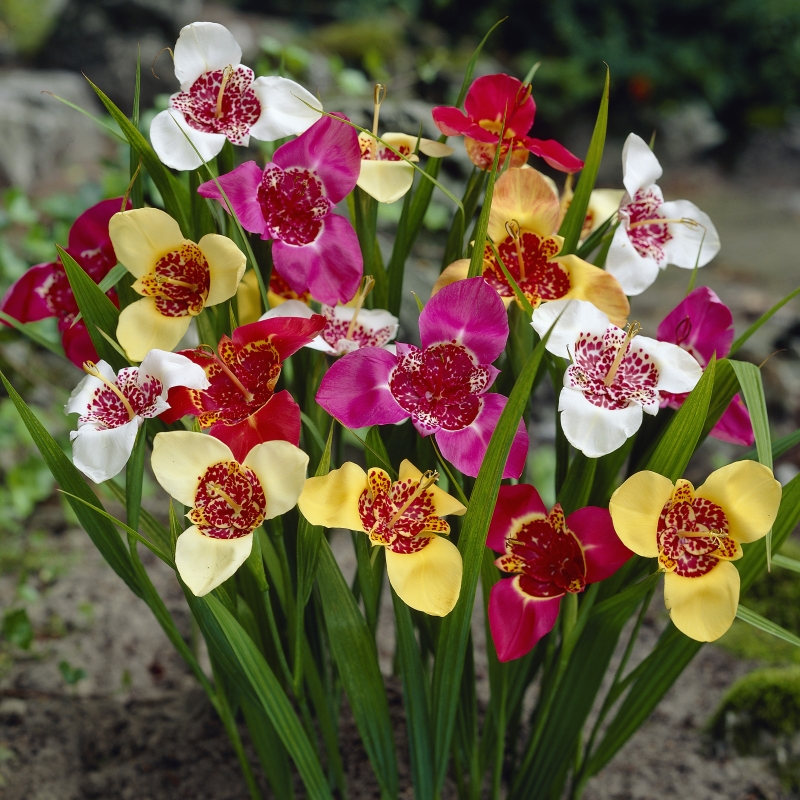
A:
385,535,463,616
109,208,187,278
609,471,675,558
418,139,454,158
176,526,253,597
557,254,630,328
398,459,466,520
357,160,415,204
431,260,471,299
664,561,739,641
297,462,367,532
199,233,247,306
488,168,562,243
584,189,625,236
236,270,262,324
151,431,235,507
695,460,782,544
117,298,192,362
243,440,309,520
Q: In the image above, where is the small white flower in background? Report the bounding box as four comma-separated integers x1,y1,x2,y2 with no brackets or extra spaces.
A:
531,299,702,458
65,350,209,483
605,133,720,296
260,276,399,356
150,21,322,171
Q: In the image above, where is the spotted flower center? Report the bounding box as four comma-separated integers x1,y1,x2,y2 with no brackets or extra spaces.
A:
388,343,491,433
465,136,528,170
620,188,672,264
482,232,569,306
139,244,210,318
320,305,394,354
270,271,311,303
656,479,738,577
189,460,267,540
257,165,332,246
357,468,448,554
171,66,261,145
358,132,412,162
79,367,164,429
496,504,586,597
565,326,659,411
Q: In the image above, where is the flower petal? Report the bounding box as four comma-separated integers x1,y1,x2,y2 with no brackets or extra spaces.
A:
522,137,584,173
635,337,702,395
487,483,548,552
297,462,367,531
489,578,561,661
431,106,492,140
150,109,226,172
231,313,326,361
173,21,243,91
420,276,508,363
584,189,624,236
65,359,117,416
531,298,611,360
138,349,209,392
357,160,415,204
608,470,674,558
557,254,630,328
695,461,782,544
664,561,739,642
117,298,192,362
660,200,721,269
250,76,322,141
398,460,466,520
559,388,643,459
260,298,315,322
71,418,141,483
464,74,535,136
488,167,562,242
61,320,98,368
604,222,662,296
109,208,187,279
431,260,471,299
710,394,754,446
435,393,528,479
568,506,633,584
68,197,127,255
243,439,308,519
386,535,462,616
151,430,235,507
176,527,253,597
198,161,268,237
316,345,406,428
198,233,246,306
236,270,262,325
621,133,663,196
0,263,57,324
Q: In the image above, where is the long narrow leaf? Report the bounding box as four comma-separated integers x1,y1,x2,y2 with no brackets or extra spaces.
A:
736,605,800,647
729,285,800,356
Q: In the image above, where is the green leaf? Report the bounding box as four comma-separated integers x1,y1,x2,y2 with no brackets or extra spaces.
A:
467,128,504,279
125,422,146,532
700,357,739,439
1,372,141,597
729,285,800,356
58,245,127,370
742,428,800,464
454,18,507,108
736,605,800,647
431,330,551,793
129,47,144,210
556,452,596,515
772,553,800,574
3,608,33,649
646,356,715,481
96,263,128,295
575,214,614,260
316,538,399,797
488,240,534,316
557,69,609,255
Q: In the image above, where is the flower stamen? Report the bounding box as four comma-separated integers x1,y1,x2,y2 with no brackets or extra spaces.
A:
206,481,243,515
345,275,376,340
215,64,233,120
628,216,700,229
372,83,387,137
197,344,255,402
505,219,526,281
82,361,136,420
388,470,439,527
603,321,642,386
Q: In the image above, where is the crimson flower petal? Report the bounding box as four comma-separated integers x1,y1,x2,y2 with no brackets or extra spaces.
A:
68,197,128,265
489,578,561,662
464,74,535,136
231,314,326,361
0,262,56,324
522,136,585,172
710,394,754,446
431,106,494,141
198,161,268,236
420,277,508,364
567,506,633,585
316,347,407,428
487,483,548,552
60,319,99,367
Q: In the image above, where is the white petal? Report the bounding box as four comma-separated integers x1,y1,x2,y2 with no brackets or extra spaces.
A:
243,440,309,520
250,76,323,141
259,299,315,321
660,200,721,268
636,337,703,394
622,133,663,196
559,388,643,458
150,109,226,171
531,298,611,359
175,527,253,597
174,21,243,91
138,349,210,393
333,305,399,340
65,360,117,416
357,160,415,204
604,223,661,296
71,418,142,483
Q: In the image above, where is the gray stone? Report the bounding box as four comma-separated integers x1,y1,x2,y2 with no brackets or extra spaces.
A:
0,697,27,723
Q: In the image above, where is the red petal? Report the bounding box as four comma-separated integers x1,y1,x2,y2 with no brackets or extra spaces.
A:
523,137,585,173
568,506,633,584
487,484,548,553
231,314,326,361
464,74,535,135
0,263,56,324
60,319,98,368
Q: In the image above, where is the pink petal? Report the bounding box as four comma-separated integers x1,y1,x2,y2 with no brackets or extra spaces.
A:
198,161,268,237
272,113,360,204
431,106,494,141
568,506,633,584
522,136,585,173
464,74,535,137
272,214,363,306
489,578,561,662
209,389,301,463
419,277,508,364
232,314,326,361
487,483,548,552
68,197,129,261
656,286,733,365
0,263,56,324
60,319,98,368
316,347,407,428
435,393,528,479
710,393,754,446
